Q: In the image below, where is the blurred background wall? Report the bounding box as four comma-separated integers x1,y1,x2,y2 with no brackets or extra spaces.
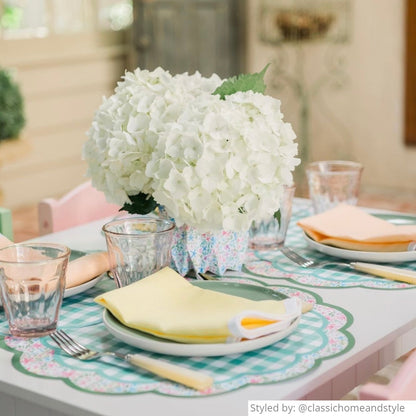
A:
247,0,416,195
0,0,132,208
0,0,415,211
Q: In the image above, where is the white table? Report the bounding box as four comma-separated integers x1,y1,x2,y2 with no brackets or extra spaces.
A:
1,205,415,416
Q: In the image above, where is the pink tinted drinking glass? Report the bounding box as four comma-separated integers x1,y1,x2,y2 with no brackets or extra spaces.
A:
0,243,70,337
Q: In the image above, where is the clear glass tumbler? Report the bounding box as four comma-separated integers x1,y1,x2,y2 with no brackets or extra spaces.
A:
103,217,175,287
0,243,70,337
249,184,296,250
306,160,363,214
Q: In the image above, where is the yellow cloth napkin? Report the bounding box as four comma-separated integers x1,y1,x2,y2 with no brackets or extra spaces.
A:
297,204,416,252
95,267,302,344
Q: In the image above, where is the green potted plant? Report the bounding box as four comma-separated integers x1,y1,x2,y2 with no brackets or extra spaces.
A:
0,67,25,143
0,67,28,166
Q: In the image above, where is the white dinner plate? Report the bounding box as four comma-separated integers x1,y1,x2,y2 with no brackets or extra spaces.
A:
63,273,104,298
102,281,301,357
303,212,416,263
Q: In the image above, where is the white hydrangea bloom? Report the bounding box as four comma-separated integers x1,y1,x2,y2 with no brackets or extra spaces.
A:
83,66,299,232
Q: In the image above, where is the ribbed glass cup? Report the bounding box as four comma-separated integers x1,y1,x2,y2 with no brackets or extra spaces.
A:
103,216,175,287
0,243,70,337
249,184,296,250
306,160,363,213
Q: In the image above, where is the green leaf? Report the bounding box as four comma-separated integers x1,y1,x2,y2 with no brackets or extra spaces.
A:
213,64,270,100
273,209,281,228
121,192,157,215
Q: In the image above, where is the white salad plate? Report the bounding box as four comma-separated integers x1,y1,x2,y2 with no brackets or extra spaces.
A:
63,273,104,298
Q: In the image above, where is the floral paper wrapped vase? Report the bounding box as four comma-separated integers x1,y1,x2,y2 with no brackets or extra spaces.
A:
83,65,299,275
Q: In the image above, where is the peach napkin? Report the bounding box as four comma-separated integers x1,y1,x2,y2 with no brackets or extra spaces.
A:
65,251,110,288
297,204,416,252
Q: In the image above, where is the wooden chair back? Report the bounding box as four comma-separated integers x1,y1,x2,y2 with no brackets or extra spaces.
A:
38,181,121,235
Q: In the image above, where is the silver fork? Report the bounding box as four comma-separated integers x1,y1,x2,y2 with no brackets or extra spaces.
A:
280,246,416,284
280,246,345,269
49,329,213,391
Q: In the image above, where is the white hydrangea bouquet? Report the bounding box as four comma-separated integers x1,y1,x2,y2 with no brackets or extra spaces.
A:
84,65,299,275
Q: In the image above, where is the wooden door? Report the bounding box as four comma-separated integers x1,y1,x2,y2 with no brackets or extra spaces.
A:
131,0,246,78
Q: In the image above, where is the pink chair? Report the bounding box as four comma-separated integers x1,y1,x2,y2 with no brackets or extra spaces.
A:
359,350,416,400
38,181,122,235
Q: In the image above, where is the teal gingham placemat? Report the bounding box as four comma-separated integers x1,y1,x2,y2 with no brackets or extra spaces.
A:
243,201,416,290
0,277,354,397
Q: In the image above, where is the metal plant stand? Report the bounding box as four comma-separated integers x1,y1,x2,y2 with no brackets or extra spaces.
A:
258,0,352,187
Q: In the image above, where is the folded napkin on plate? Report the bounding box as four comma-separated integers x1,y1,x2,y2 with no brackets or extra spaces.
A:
65,251,110,288
297,204,416,252
95,267,302,344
